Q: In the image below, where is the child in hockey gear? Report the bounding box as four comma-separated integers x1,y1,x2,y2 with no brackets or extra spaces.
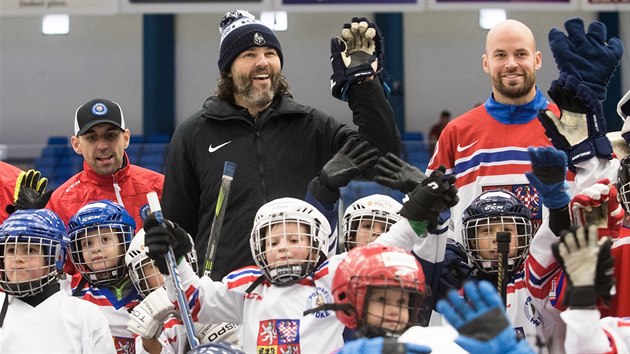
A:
330,243,427,338
140,167,457,354
126,230,240,354
462,190,533,276
341,194,402,251
67,200,141,353
0,209,115,353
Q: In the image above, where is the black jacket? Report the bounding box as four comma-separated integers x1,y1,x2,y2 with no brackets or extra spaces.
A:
162,78,401,280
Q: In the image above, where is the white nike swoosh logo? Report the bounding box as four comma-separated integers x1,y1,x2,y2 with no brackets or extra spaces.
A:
457,141,478,152
208,141,231,153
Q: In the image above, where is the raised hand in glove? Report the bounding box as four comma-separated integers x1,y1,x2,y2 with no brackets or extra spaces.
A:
436,281,535,354
549,17,623,101
436,239,472,300
309,138,378,203
539,75,613,171
330,17,386,102
552,225,614,308
127,287,177,339
143,214,193,275
6,169,51,214
374,153,427,194
399,165,458,226
525,146,570,210
570,178,623,239
337,337,431,354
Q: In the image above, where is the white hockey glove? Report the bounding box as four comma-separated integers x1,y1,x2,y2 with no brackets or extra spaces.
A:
569,179,623,239
195,322,241,345
127,287,178,339
552,225,613,308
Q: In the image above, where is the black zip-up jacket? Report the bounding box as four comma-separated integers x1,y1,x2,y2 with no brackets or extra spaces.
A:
162,78,401,280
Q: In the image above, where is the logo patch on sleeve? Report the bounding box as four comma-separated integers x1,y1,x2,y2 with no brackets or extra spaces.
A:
257,319,301,353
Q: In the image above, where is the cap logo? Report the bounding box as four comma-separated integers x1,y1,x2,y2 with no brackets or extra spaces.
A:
91,103,108,116
253,32,266,46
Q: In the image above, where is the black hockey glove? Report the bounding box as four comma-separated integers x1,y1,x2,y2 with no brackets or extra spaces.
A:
374,153,427,194
6,169,51,214
143,214,193,275
330,17,385,101
399,165,458,226
436,239,472,300
310,138,378,204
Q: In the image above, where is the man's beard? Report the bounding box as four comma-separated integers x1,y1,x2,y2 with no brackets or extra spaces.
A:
492,70,536,100
233,69,279,108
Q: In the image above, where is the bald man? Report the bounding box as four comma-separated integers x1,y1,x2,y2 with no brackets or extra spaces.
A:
422,19,561,352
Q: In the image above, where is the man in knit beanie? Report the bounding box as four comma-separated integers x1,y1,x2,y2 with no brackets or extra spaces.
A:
162,11,401,283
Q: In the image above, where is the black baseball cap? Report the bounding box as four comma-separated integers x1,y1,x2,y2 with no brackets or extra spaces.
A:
74,98,126,136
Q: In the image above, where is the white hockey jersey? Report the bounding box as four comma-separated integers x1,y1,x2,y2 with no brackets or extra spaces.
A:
0,291,116,353
561,309,630,354
163,219,435,353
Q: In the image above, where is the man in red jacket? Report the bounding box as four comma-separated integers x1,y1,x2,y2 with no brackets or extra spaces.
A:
46,98,164,273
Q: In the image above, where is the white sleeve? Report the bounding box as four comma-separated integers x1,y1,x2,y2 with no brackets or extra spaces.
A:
560,309,611,354
82,304,117,354
574,156,620,189
374,218,445,263
373,218,420,251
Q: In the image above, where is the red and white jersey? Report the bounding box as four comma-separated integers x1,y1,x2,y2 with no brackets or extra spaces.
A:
69,273,141,354
163,219,428,354
561,309,630,354
427,95,559,244
0,291,116,353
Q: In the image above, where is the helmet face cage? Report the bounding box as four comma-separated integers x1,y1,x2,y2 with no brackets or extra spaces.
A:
617,156,630,213
69,224,133,287
0,236,61,297
354,281,425,338
463,215,532,274
126,230,198,298
250,198,329,286
342,195,402,252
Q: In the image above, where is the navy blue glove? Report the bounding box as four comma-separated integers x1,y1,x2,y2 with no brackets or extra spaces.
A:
330,18,388,102
436,239,472,300
525,147,570,210
539,76,612,171
336,337,431,354
549,17,623,101
436,281,535,354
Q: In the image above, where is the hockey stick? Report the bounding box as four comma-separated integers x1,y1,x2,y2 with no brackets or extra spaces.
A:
203,161,237,278
496,231,511,306
146,192,199,349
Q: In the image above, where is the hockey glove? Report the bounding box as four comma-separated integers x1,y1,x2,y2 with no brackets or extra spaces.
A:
539,76,612,171
548,17,623,101
525,146,570,210
143,214,193,275
399,165,458,227
330,17,385,102
127,287,177,339
552,225,613,308
436,281,535,354
569,179,623,239
6,169,50,214
195,322,241,345
311,138,379,204
374,152,427,194
336,337,431,354
436,239,472,300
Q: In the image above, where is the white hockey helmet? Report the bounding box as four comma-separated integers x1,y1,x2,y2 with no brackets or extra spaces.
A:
342,194,402,251
125,228,198,298
250,197,330,285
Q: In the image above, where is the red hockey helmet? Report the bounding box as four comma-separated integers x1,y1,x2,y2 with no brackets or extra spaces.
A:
332,243,426,337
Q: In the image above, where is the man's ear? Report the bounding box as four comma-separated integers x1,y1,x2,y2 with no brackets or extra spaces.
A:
482,54,490,74
71,136,82,154
123,129,131,149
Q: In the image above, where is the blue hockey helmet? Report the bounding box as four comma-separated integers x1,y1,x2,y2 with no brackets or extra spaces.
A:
462,189,533,274
68,200,135,287
0,209,68,297
186,341,244,354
